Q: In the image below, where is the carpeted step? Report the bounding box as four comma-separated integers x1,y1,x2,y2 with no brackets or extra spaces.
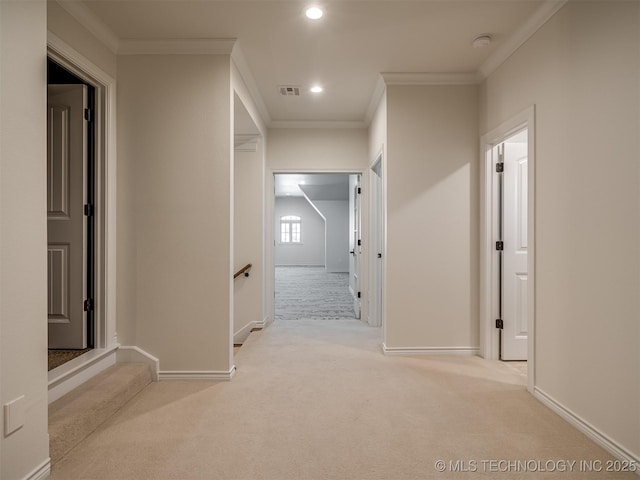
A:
49,362,153,464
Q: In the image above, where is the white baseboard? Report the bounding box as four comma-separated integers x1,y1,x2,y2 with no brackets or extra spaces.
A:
382,343,480,356
48,346,118,403
534,387,640,472
117,346,160,381
254,315,269,329
22,458,50,480
234,321,256,344
158,366,236,381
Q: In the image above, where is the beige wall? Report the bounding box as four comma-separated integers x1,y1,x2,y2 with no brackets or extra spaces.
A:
267,128,368,171
0,1,50,478
234,146,265,340
47,1,117,79
480,1,639,459
118,54,233,373
385,85,479,350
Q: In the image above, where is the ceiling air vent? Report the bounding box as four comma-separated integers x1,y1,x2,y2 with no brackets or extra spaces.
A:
278,85,301,97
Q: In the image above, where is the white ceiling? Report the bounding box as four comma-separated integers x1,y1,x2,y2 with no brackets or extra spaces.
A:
275,174,350,199
72,0,553,125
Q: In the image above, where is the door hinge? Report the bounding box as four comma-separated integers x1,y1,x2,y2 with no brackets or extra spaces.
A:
377,253,382,258
357,187,361,194
357,291,361,299
495,241,504,251
84,204,94,217
496,162,504,173
84,108,93,122
357,239,362,246
84,299,94,312
495,319,504,329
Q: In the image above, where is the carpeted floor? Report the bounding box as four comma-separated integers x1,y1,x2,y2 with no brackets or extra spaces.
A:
50,320,634,480
275,266,355,320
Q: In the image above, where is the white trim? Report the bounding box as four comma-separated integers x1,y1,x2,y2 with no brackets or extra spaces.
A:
364,75,386,126
21,459,51,480
479,106,535,393
269,120,367,129
55,0,120,53
382,344,479,356
158,367,236,381
254,315,269,329
231,44,272,128
46,34,121,399
48,347,118,403
479,0,568,78
381,72,482,85
234,321,256,345
118,38,236,55
534,387,640,471
116,346,159,381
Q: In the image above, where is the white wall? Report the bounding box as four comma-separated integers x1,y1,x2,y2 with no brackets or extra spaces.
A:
0,1,51,478
118,54,233,373
385,85,479,351
480,1,639,461
313,200,350,273
234,145,265,341
274,197,325,266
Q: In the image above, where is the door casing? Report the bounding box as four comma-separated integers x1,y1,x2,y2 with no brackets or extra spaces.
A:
267,169,369,326
480,106,536,393
47,35,118,386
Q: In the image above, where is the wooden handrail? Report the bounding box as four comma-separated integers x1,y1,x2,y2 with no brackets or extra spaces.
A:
234,263,252,279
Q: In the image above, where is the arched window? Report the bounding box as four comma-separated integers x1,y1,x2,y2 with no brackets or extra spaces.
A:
280,215,301,243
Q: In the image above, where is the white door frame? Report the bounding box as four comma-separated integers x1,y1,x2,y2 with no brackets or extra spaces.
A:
266,168,369,325
47,33,119,398
479,106,535,393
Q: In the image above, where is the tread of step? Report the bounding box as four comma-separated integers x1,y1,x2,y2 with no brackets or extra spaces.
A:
49,362,152,464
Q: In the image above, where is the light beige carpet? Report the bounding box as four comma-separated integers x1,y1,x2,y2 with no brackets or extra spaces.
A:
51,320,634,480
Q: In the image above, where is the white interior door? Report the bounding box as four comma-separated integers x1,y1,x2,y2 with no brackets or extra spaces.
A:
501,131,528,360
351,175,362,318
47,84,88,349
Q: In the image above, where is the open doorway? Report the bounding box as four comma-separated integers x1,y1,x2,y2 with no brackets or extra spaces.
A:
480,107,535,391
47,59,96,370
273,173,362,321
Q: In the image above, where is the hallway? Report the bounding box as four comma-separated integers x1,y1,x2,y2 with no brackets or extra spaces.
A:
50,320,633,480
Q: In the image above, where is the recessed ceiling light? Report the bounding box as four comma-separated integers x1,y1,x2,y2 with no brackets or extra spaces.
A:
310,85,323,93
305,6,323,20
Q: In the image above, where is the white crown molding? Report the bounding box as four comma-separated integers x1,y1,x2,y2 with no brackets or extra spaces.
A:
118,38,236,55
56,0,120,54
364,75,386,126
479,0,568,78
381,72,483,86
158,366,236,381
269,120,367,129
534,387,640,468
382,344,480,356
231,43,273,127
